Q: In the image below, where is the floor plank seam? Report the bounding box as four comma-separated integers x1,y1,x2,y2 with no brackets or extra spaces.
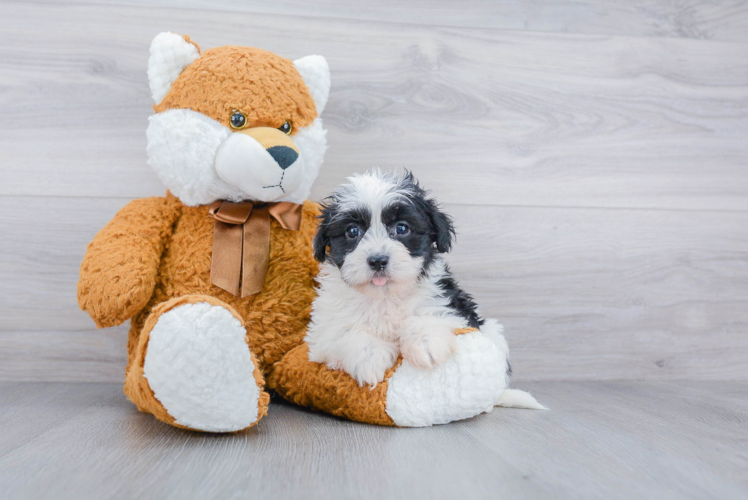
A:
2,193,748,215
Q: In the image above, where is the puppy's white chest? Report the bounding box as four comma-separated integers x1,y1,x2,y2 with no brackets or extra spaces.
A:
355,295,412,342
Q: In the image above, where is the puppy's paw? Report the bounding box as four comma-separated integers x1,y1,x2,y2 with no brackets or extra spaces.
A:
325,359,343,371
342,342,399,387
400,318,458,370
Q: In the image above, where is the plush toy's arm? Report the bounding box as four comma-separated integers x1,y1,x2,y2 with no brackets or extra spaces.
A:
78,196,181,328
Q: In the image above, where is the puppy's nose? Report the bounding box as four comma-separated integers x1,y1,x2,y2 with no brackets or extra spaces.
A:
367,255,389,271
266,146,298,170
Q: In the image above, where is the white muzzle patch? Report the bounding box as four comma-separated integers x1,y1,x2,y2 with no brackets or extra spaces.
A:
341,228,424,297
214,133,305,202
147,109,326,206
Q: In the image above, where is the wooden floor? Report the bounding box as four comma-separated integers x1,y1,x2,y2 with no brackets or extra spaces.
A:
0,381,745,499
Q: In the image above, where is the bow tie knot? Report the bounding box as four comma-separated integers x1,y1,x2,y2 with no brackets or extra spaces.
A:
208,200,303,297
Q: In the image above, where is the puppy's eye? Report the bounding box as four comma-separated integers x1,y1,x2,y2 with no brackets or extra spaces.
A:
346,225,360,239
395,222,410,235
278,121,292,135
230,111,247,130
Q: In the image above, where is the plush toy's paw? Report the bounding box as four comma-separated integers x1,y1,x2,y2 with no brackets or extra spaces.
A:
125,295,269,432
385,328,507,426
400,317,458,369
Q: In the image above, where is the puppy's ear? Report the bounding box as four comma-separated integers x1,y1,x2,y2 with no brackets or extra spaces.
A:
425,198,455,253
401,171,455,253
313,208,332,262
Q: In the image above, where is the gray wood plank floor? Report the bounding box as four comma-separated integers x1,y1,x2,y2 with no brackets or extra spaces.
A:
0,381,746,499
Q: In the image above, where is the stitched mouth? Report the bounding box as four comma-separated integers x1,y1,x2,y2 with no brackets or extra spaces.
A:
263,170,286,193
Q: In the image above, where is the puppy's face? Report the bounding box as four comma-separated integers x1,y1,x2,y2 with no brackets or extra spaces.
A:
314,171,454,296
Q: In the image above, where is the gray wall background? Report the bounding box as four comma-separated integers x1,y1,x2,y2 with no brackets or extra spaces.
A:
1,0,746,382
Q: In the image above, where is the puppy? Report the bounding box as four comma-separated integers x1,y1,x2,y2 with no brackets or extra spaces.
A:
306,169,512,388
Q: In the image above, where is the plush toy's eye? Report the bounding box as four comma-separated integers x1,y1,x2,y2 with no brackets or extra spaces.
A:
279,121,293,135
395,222,410,235
346,225,361,239
230,111,247,130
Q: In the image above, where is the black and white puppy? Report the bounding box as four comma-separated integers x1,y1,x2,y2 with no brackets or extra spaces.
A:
306,170,505,387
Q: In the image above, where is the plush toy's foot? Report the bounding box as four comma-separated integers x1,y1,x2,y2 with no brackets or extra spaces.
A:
269,327,511,427
124,295,269,432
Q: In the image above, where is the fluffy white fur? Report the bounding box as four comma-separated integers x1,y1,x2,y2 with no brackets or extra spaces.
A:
308,259,464,387
329,168,411,219
306,172,477,385
146,33,329,206
146,110,327,206
293,55,331,115
306,170,546,420
289,118,328,204
142,302,261,432
496,389,548,410
148,32,200,104
385,330,507,427
213,130,306,202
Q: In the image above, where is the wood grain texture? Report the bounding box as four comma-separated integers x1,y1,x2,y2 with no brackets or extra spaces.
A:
0,2,747,211
0,1,746,382
0,196,130,332
0,381,746,499
2,4,746,497
2,196,746,381
0,329,128,382
446,204,748,381
37,0,748,43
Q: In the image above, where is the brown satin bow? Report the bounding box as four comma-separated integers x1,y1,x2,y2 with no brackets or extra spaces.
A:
208,200,303,297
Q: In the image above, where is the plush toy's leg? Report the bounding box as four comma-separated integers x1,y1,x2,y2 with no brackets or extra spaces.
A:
269,326,526,427
267,342,401,426
123,295,270,432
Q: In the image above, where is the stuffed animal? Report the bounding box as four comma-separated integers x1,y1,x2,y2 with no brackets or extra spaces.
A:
78,33,528,432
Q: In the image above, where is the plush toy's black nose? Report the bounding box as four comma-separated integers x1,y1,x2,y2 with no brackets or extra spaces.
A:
367,255,389,271
266,146,298,170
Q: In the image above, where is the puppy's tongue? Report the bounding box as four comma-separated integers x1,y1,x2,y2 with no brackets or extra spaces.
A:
371,276,388,287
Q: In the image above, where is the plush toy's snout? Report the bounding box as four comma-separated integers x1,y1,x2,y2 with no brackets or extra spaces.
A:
237,127,299,169
215,126,305,202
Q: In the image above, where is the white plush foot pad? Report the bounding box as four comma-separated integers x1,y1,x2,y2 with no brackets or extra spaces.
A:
385,329,508,427
143,302,261,432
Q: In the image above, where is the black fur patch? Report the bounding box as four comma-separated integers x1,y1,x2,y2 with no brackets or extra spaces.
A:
313,204,371,267
436,265,484,328
381,201,435,267
382,172,456,271
398,172,455,253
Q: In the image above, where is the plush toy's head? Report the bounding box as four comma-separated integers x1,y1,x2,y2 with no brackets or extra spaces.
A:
146,32,330,206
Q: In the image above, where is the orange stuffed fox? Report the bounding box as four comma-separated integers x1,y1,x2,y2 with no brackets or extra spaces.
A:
78,33,533,433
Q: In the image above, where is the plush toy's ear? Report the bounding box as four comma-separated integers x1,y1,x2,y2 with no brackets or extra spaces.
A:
293,55,331,115
148,32,201,104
